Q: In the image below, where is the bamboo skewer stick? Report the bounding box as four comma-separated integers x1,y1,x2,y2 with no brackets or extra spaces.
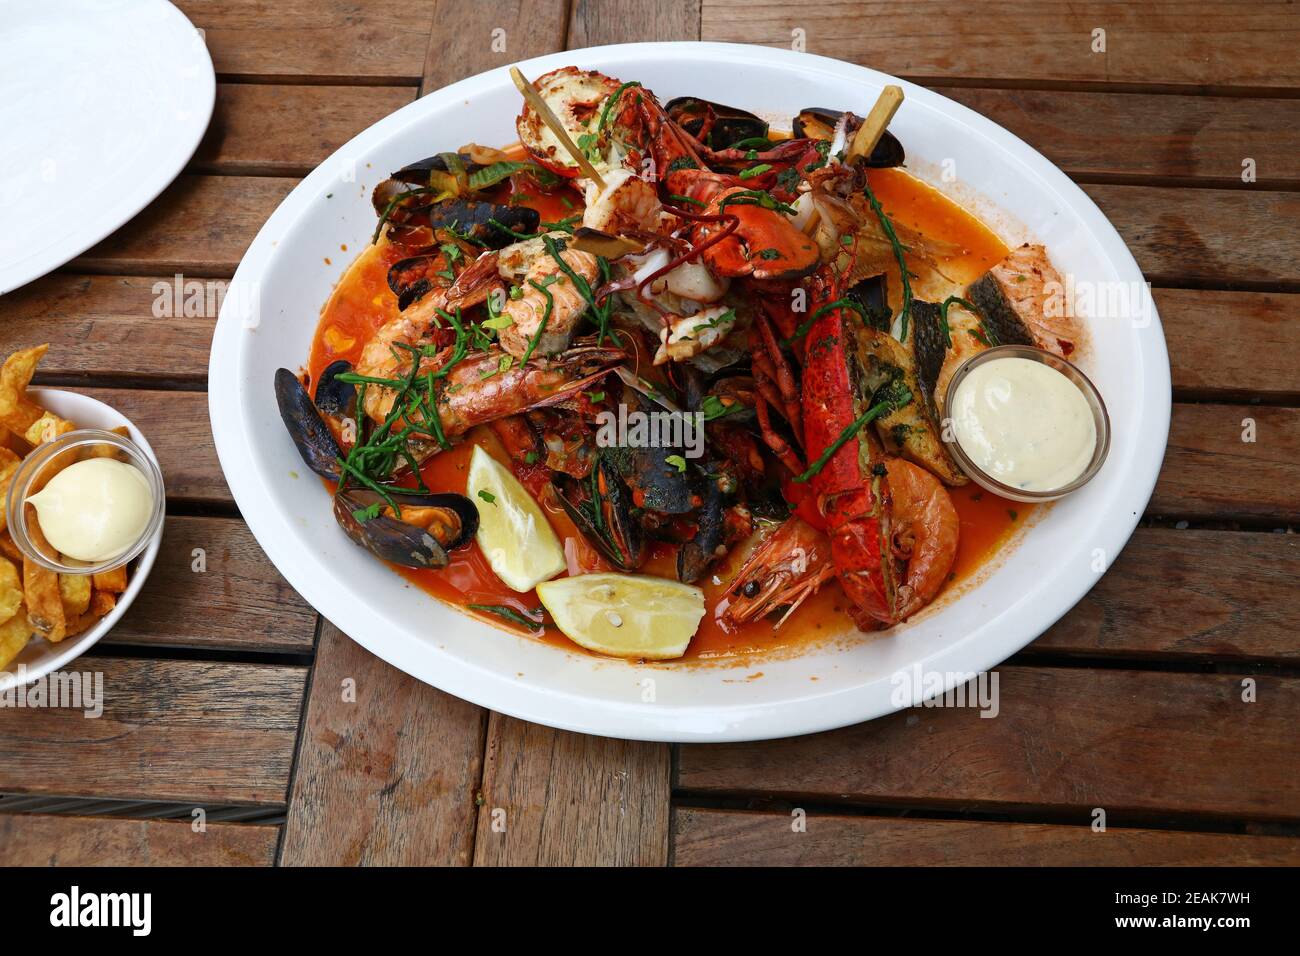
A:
510,66,607,190
848,84,904,163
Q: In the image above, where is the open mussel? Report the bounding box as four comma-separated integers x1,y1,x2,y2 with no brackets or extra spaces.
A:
845,273,892,331
334,489,479,569
554,456,644,571
665,96,769,149
314,359,357,423
275,368,344,480
793,108,905,167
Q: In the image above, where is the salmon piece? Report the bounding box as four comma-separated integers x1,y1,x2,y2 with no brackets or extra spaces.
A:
966,243,1083,359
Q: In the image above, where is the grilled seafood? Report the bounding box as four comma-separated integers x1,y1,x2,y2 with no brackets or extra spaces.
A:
281,65,1078,660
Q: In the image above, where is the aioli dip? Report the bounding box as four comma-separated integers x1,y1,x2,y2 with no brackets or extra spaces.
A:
950,357,1096,493
25,457,153,562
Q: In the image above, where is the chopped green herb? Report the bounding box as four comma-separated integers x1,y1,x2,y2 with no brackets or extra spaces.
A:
467,604,544,632
665,454,688,473
478,490,497,505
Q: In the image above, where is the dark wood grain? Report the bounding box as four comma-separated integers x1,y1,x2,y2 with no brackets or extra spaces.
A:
194,84,416,175
2,274,214,386
77,389,228,506
568,0,702,47
674,807,1300,866
106,516,315,654
70,175,296,278
279,621,486,865
421,0,570,95
1084,184,1300,288
473,714,671,866
1030,528,1300,662
0,813,279,866
1156,404,1300,522
1156,289,1300,402
701,0,1300,91
678,668,1300,819
0,659,305,805
935,87,1300,188
177,0,433,83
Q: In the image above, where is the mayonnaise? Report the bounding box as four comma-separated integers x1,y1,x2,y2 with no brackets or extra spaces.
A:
950,357,1096,492
25,457,153,562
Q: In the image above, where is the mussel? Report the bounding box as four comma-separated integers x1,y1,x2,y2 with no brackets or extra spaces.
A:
792,108,905,168
554,456,644,571
334,489,479,569
314,359,357,423
665,96,769,150
275,367,344,480
372,189,540,250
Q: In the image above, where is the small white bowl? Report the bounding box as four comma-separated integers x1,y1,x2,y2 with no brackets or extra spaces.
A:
0,389,164,692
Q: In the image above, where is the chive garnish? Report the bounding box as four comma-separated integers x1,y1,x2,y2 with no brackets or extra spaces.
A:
861,179,913,341
468,604,544,632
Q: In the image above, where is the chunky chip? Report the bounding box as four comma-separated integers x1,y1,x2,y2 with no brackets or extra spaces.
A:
23,518,66,643
0,344,49,434
0,556,21,625
0,607,33,671
59,573,92,618
24,411,75,447
93,565,129,594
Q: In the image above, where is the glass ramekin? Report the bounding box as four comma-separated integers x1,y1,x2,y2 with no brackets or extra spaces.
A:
5,428,166,574
940,344,1111,503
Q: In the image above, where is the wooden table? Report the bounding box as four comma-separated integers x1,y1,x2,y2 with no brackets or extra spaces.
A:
2,0,1297,867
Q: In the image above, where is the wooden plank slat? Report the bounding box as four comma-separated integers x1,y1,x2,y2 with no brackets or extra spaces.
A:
677,668,1300,819
701,0,1300,91
421,0,570,95
1156,404,1300,522
76,389,227,506
1,274,214,385
177,0,433,82
279,622,486,865
567,0,701,47
1156,289,1300,402
0,659,305,805
71,175,296,278
107,516,315,654
935,88,1300,188
194,84,416,176
473,715,670,866
0,813,279,867
1031,528,1299,662
1084,184,1300,288
673,807,1300,866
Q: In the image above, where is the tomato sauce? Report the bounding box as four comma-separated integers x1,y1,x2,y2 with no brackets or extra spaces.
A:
304,165,1031,663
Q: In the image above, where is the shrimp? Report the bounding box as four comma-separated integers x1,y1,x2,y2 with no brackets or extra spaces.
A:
719,517,835,629
496,234,599,360
885,459,959,620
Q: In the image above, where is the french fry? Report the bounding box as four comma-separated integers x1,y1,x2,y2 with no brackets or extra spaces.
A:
22,517,65,643
59,573,92,618
0,459,20,534
0,344,48,434
84,425,131,462
24,411,75,447
0,607,33,671
92,565,129,594
89,590,117,617
0,531,21,563
0,556,21,626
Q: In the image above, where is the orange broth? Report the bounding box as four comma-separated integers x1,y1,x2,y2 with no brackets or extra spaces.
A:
305,165,1030,662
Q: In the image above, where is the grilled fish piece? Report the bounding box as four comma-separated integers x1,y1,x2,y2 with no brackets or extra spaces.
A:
966,243,1082,359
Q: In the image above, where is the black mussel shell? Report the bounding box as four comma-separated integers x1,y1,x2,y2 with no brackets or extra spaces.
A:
792,108,905,168
677,478,725,584
388,254,446,310
554,458,643,571
315,360,357,422
846,273,892,331
334,490,479,569
665,96,769,150
389,153,483,186
430,198,538,248
275,368,343,480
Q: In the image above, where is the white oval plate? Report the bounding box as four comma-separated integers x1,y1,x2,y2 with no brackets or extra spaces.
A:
0,0,214,295
0,389,165,693
209,43,1170,742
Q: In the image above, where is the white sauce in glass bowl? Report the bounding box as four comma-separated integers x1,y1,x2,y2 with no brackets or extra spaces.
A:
950,357,1096,492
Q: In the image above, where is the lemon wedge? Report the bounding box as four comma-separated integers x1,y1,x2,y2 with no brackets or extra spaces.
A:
467,445,566,592
535,573,705,660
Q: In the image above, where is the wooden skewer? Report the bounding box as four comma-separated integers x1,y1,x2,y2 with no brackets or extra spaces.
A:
510,66,607,190
848,84,904,163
